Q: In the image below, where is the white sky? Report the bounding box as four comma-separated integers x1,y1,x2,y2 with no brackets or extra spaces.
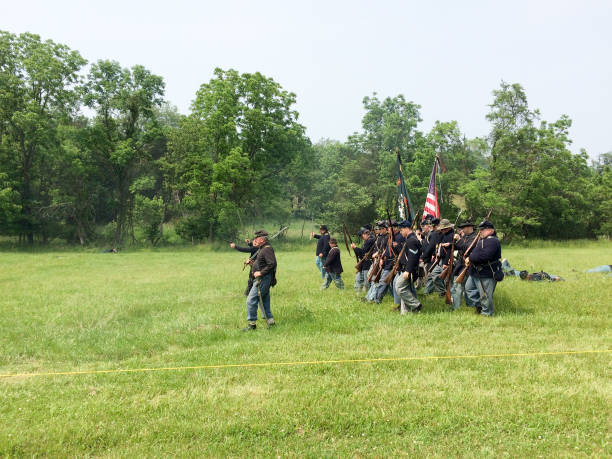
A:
3,0,611,158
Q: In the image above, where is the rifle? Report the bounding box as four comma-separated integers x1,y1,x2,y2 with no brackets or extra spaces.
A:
367,259,381,283
355,241,376,273
455,208,493,283
384,240,407,285
374,209,396,283
444,232,456,305
367,232,386,283
243,249,258,271
439,210,463,282
426,244,440,276
342,222,358,262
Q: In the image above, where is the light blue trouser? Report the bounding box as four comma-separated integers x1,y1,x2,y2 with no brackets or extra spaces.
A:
424,263,444,294
585,265,612,273
392,273,403,305
322,272,344,289
466,275,497,316
365,279,378,301
372,269,392,302
354,269,371,292
395,273,421,310
450,275,478,310
246,274,273,322
501,259,520,276
315,256,327,279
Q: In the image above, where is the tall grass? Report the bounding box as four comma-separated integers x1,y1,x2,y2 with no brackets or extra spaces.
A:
0,241,610,456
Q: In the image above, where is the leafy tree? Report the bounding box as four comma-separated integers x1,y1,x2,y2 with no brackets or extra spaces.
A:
0,31,86,242
82,60,165,245
168,68,310,241
43,119,102,244
469,82,597,239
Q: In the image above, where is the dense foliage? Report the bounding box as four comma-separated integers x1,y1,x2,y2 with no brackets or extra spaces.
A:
1,31,610,244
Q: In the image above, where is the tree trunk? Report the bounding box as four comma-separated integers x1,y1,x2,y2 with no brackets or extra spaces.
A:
208,220,214,244
114,172,128,246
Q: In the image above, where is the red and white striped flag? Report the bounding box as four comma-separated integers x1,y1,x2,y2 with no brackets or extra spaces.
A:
422,159,440,220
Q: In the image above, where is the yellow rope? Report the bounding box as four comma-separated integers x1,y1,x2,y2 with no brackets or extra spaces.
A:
1,349,609,380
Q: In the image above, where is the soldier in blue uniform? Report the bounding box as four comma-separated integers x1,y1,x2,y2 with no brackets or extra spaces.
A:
311,225,331,279
394,220,423,314
450,221,479,310
322,238,344,289
466,220,502,316
426,218,454,296
351,228,375,294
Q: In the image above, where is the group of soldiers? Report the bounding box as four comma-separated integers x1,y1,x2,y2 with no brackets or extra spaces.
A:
312,215,503,317
230,214,503,331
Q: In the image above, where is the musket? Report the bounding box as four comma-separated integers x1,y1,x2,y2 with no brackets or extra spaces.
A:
342,222,358,262
367,232,386,283
367,260,381,283
355,241,376,273
384,240,407,285
242,249,258,271
444,228,457,305
373,209,396,283
439,210,463,282
426,244,440,276
455,208,493,283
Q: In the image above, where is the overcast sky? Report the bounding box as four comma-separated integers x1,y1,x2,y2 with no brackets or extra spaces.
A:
3,0,611,158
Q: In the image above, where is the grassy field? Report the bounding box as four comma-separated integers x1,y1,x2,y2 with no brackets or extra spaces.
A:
1,241,611,456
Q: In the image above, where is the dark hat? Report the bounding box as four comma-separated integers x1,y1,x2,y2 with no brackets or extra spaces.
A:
375,220,387,229
422,218,432,226
329,237,338,244
398,219,412,228
363,224,372,231
458,221,475,228
431,217,440,226
478,220,495,229
358,227,370,235
390,219,398,227
320,225,328,231
254,229,268,237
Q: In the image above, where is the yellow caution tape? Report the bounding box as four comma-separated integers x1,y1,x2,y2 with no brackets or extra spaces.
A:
1,349,609,380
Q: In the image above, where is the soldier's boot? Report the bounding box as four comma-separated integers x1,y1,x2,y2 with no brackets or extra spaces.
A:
242,321,257,332
412,303,423,313
266,318,276,327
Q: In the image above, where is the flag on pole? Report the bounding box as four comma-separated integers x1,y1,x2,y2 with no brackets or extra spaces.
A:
422,157,440,220
396,150,415,224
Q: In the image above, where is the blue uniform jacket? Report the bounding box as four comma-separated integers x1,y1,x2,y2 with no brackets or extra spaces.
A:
399,232,422,276
314,233,331,257
469,235,501,278
354,236,375,270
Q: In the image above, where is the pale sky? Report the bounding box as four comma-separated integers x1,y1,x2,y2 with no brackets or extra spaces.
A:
3,0,611,158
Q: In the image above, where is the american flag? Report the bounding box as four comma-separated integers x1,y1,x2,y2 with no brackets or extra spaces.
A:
422,158,440,219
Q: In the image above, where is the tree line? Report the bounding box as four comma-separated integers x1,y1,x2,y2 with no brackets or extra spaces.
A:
1,31,610,245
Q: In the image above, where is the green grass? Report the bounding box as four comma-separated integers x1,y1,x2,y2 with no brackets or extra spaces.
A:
1,241,611,456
